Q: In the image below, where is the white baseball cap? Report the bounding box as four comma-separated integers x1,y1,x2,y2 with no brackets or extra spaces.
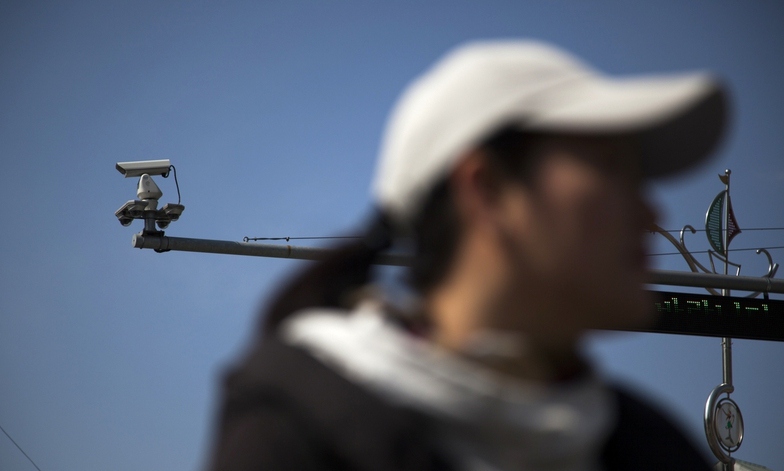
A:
372,40,729,224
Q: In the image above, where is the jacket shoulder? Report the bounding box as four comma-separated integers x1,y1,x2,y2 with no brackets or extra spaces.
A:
207,336,452,471
601,384,712,471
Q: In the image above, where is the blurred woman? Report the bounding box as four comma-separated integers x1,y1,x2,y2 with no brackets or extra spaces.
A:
208,40,727,471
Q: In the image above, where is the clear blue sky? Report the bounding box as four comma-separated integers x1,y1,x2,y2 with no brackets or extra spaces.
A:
1,1,783,470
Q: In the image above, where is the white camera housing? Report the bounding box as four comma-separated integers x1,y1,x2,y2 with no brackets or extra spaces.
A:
137,174,163,201
116,159,171,178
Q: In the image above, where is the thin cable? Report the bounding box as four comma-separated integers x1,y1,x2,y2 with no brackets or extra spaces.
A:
0,423,43,471
245,227,784,242
649,246,784,257
168,165,181,205
654,227,784,233
244,235,361,242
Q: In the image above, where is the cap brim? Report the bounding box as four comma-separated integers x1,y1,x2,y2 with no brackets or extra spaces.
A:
523,74,729,178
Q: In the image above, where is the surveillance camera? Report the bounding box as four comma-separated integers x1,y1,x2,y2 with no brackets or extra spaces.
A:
115,200,148,226
114,160,184,233
155,204,186,230
161,203,185,220
116,159,171,178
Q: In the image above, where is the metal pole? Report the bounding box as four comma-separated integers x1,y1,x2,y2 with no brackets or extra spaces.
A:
131,233,412,266
720,170,734,471
722,337,733,386
646,270,783,293
131,233,784,294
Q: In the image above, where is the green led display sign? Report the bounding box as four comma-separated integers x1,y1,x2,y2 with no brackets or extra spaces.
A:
617,291,784,342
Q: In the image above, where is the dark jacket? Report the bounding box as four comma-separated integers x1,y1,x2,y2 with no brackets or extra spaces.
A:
207,337,712,471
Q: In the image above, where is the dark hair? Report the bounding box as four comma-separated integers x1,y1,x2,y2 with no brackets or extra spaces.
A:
262,214,393,331
408,126,543,293
262,127,541,332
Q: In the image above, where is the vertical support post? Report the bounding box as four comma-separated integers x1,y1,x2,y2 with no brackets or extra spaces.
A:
722,338,733,388
720,170,733,388
721,170,733,471
144,211,158,234
723,170,731,287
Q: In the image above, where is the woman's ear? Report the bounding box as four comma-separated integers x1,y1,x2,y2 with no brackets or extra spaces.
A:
449,149,508,227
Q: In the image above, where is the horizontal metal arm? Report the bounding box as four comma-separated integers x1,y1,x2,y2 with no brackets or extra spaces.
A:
647,270,783,294
132,234,784,294
131,233,411,266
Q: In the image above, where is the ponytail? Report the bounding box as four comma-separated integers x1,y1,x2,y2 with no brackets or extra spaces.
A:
262,213,393,332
